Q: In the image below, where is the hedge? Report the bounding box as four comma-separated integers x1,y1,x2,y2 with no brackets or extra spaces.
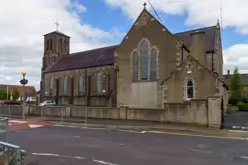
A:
237,102,248,111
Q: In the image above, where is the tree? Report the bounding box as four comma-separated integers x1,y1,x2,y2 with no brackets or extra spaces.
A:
230,66,243,104
12,88,20,101
0,90,11,100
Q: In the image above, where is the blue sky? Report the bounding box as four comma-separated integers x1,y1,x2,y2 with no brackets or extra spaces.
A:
79,0,247,50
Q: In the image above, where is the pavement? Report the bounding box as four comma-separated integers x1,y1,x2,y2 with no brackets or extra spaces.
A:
7,126,248,165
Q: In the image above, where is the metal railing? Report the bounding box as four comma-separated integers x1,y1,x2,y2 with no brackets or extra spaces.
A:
0,118,8,143
0,142,21,165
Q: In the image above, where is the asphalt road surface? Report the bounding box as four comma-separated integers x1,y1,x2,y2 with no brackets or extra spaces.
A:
224,111,248,130
7,126,248,165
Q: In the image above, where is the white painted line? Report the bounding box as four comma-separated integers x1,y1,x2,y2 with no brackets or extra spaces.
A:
10,120,28,124
32,153,84,160
189,148,212,154
93,159,118,165
29,125,43,128
240,156,248,160
73,136,80,138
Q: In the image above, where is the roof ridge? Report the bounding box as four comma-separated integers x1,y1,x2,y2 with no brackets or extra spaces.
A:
69,45,119,57
174,25,217,35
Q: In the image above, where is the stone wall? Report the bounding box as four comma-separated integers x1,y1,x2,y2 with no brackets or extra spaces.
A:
3,96,221,128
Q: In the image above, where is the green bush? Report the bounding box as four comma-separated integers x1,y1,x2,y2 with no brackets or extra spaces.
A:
228,98,239,105
237,101,248,111
242,97,248,103
233,106,239,112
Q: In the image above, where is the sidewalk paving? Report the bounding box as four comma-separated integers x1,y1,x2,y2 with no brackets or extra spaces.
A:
15,116,247,138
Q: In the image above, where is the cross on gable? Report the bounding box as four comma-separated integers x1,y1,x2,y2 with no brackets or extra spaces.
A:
55,21,60,31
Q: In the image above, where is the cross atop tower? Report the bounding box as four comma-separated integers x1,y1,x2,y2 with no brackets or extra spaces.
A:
55,21,60,31
143,2,147,8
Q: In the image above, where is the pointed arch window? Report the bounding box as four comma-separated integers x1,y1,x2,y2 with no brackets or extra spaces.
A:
140,40,149,80
46,40,50,50
79,74,85,94
58,39,63,53
132,52,139,81
63,76,68,95
186,80,194,100
50,39,53,50
50,76,54,96
97,72,103,95
150,48,157,81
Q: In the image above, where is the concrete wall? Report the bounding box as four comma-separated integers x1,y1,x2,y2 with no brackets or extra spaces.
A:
70,101,208,126
3,97,221,128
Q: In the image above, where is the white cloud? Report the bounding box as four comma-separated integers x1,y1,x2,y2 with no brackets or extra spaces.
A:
105,0,248,33
0,0,119,90
223,44,248,74
104,0,248,75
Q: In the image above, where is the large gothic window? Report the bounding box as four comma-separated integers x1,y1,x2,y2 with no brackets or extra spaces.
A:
63,76,68,95
140,40,149,80
97,72,103,95
133,52,139,81
79,74,85,94
150,49,157,81
186,80,194,99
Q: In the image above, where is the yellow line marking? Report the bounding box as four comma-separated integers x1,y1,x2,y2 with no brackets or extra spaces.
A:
145,131,248,141
228,130,248,133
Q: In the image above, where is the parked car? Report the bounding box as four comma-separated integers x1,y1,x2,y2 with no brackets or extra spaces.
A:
0,100,22,105
39,100,56,106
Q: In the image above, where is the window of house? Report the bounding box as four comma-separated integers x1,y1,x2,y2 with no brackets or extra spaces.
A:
50,77,54,95
133,52,139,81
150,48,157,81
140,40,149,80
186,80,194,100
63,76,68,95
97,72,103,95
79,74,85,93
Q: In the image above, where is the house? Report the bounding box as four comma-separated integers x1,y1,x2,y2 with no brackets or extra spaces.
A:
0,84,36,102
40,4,228,109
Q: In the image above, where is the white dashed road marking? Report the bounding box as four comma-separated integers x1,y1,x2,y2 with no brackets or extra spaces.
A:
189,148,212,154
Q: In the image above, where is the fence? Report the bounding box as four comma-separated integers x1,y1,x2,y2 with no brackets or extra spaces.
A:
0,118,8,143
0,142,21,165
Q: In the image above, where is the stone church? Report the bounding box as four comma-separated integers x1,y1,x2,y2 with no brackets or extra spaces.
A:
40,4,228,108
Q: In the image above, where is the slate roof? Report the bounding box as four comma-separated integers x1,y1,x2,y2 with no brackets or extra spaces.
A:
175,26,216,53
224,74,248,86
0,85,36,97
45,45,118,73
45,26,217,73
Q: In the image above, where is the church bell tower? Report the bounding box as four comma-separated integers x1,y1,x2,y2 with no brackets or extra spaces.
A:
40,21,70,102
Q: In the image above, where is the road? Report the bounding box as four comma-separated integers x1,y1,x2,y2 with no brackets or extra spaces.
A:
224,111,248,130
7,126,248,165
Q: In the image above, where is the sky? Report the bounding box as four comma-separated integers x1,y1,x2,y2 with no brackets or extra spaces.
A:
0,0,248,90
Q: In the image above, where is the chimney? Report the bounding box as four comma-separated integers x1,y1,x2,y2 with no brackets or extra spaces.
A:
190,31,206,66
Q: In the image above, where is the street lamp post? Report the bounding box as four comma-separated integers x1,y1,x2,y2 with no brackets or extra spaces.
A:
19,72,28,119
